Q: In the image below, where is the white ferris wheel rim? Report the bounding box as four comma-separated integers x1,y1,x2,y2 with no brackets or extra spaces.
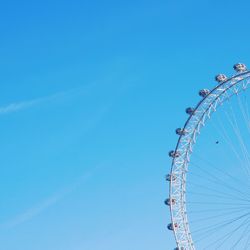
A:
168,65,250,250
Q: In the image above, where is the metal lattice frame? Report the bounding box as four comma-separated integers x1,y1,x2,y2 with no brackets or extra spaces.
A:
168,68,250,250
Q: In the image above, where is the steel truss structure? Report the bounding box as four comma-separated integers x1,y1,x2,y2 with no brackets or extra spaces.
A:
167,64,250,250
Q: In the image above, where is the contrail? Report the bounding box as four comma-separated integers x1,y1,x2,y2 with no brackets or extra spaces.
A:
0,99,42,114
1,166,99,229
0,84,95,115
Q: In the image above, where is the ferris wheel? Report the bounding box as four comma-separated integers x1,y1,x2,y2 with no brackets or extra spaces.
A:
166,63,250,249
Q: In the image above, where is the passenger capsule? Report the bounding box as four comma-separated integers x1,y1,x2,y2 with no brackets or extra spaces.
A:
215,74,227,83
167,223,173,231
165,198,176,206
168,223,178,231
166,174,171,181
199,89,210,98
169,150,180,158
165,174,177,182
174,248,184,250
164,199,170,206
234,63,247,72
176,128,187,136
185,107,195,115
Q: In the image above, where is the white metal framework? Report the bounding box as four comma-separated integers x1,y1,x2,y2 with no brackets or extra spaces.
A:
167,63,250,250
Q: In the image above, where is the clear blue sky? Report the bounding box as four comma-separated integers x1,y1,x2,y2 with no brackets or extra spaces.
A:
0,0,250,249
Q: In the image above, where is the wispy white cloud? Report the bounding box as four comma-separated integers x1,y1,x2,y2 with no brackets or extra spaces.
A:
0,84,95,115
0,94,58,115
2,168,98,229
4,190,68,228
0,99,41,114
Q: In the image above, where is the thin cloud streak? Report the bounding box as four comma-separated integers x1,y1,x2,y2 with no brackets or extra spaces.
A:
0,84,95,115
2,168,98,229
0,99,41,114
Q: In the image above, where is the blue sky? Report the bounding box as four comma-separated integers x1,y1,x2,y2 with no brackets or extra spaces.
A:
1,0,250,249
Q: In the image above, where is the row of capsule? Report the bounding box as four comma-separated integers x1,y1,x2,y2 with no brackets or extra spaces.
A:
165,63,247,250
168,88,210,158
165,174,177,234
168,63,248,159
